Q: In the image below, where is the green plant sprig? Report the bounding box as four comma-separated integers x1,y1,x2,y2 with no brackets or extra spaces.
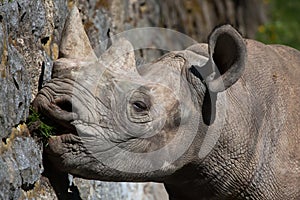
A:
27,107,55,145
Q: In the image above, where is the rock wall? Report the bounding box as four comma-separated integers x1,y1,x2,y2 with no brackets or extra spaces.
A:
0,0,266,199
0,1,68,199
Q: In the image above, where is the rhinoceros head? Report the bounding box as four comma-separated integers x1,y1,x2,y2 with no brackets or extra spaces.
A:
33,7,246,182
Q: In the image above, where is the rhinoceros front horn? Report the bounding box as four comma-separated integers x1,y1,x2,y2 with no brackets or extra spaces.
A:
59,6,97,61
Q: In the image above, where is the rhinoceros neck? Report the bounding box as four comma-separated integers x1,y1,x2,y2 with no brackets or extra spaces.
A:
164,41,300,199
191,40,300,199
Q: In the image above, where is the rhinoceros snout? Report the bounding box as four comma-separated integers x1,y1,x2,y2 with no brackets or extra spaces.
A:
33,90,79,132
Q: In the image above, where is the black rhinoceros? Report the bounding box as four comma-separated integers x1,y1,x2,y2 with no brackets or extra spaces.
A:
33,7,300,200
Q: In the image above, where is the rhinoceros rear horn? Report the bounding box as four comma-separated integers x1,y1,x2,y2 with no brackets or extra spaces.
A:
206,25,247,92
99,38,137,73
59,6,97,61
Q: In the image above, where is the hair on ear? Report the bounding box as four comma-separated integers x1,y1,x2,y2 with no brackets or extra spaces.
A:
207,23,244,42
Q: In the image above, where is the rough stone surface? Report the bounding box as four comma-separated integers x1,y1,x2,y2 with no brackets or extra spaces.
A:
0,124,43,200
0,0,267,199
0,0,68,138
0,0,68,199
73,178,168,200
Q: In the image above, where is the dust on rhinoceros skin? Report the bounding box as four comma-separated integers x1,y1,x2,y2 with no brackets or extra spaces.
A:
33,6,300,200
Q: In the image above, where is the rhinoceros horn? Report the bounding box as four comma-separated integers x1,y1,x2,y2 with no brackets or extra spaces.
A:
59,6,97,61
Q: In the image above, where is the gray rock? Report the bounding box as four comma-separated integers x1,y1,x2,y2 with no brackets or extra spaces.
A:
12,136,43,189
72,177,168,200
0,126,43,200
0,0,68,137
0,0,66,199
0,37,31,139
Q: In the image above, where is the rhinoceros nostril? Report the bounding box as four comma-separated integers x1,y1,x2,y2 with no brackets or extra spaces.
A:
55,99,73,113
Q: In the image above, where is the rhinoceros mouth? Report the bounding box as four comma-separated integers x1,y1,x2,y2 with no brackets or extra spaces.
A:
35,101,90,164
32,89,79,136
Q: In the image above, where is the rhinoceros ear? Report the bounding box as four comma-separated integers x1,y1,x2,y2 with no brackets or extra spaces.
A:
205,25,246,92
189,25,246,125
59,6,97,61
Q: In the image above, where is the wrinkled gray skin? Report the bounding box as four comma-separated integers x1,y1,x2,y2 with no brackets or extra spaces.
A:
33,7,300,200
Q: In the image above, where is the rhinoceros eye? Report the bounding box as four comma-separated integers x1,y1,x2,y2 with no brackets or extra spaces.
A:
128,89,152,123
132,101,149,112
